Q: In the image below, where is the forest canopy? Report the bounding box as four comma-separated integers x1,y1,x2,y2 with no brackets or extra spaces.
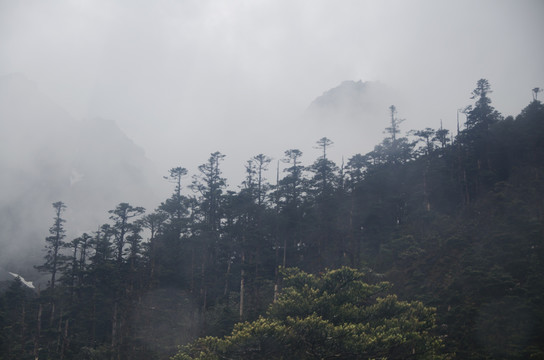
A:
1,80,543,360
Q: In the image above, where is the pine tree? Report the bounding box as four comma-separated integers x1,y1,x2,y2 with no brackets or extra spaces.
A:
276,149,306,268
173,267,446,360
36,201,68,290
162,167,189,239
108,203,145,264
190,152,228,325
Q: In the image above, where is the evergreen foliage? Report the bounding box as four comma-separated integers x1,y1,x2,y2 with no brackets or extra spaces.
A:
173,267,445,360
1,79,543,359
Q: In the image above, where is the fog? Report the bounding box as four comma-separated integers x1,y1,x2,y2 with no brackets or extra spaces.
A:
1,0,543,275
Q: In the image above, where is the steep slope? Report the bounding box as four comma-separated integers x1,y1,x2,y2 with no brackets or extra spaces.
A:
308,80,394,115
0,74,161,277
304,80,402,156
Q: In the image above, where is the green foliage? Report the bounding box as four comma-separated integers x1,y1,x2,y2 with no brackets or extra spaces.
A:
35,201,68,289
173,267,446,360
3,80,544,359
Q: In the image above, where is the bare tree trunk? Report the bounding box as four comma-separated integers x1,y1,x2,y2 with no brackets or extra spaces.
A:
190,247,195,293
56,307,63,355
200,252,207,311
239,252,245,320
463,169,470,204
33,303,42,359
274,160,281,302
423,166,431,211
274,237,280,302
111,301,118,360
49,301,55,328
254,248,260,311
199,246,208,334
224,256,232,297
282,237,287,268
91,294,96,345
348,197,355,267
21,302,26,357
60,319,69,360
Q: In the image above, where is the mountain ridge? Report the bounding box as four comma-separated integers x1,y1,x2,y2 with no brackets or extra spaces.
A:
0,74,161,278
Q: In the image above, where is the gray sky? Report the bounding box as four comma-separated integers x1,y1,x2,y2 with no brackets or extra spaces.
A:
1,0,543,188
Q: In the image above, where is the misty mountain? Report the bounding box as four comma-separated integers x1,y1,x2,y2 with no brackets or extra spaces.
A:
0,74,161,278
304,80,403,156
307,80,394,116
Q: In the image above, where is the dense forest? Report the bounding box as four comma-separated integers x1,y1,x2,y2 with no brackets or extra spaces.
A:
1,79,543,359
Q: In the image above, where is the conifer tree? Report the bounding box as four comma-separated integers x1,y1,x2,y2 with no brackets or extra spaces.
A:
36,201,68,290
190,152,228,320
108,203,145,264
310,137,337,195
173,267,446,360
191,152,227,232
162,167,189,239
276,149,305,268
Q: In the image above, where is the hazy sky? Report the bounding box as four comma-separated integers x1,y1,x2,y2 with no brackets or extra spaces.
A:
1,0,543,186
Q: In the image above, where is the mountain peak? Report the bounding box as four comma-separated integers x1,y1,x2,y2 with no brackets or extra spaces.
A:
309,80,391,110
302,80,402,159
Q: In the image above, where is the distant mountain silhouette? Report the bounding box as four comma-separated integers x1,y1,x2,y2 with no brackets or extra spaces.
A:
307,80,394,117
0,74,160,279
303,80,402,157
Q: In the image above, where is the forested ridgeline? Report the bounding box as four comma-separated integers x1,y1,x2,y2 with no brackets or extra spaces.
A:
1,80,543,359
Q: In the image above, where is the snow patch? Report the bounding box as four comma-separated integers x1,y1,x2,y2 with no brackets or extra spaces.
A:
8,272,35,289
